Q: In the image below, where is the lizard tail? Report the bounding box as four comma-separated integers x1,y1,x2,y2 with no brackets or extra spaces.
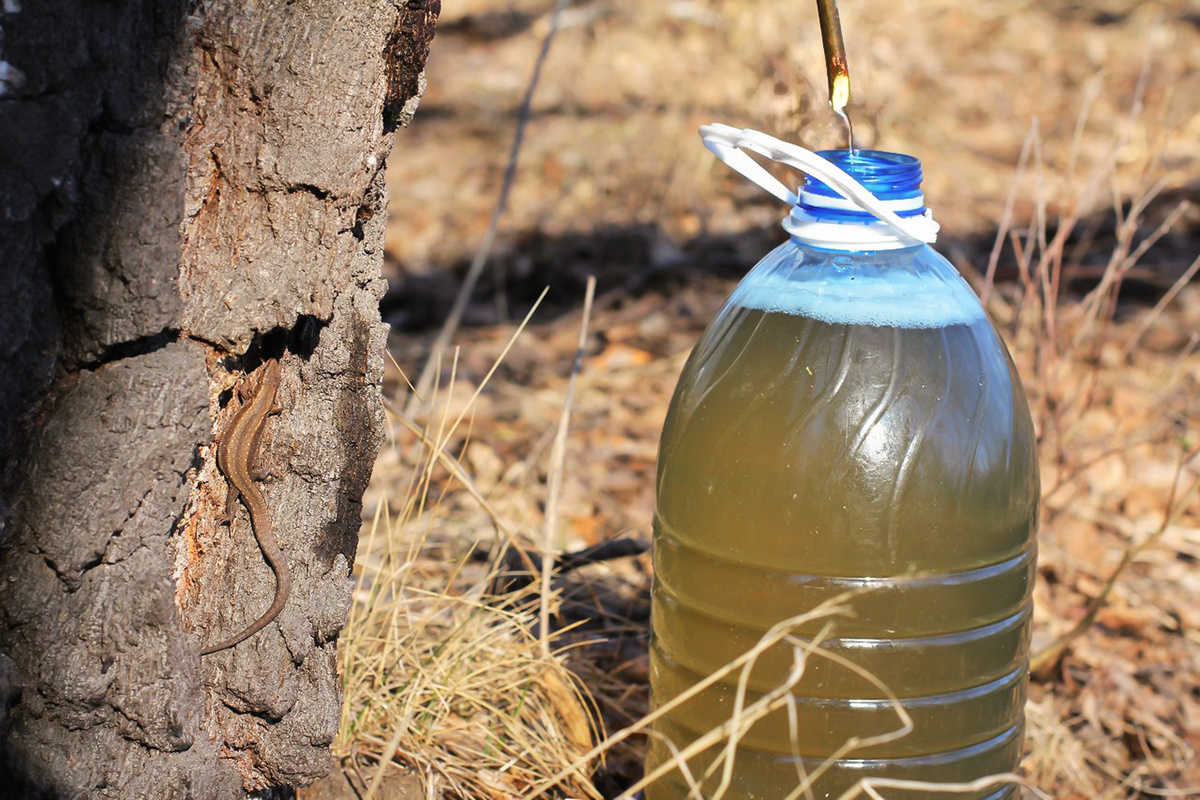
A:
199,554,292,656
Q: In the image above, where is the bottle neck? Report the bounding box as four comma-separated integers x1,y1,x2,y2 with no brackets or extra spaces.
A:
783,148,935,252
783,205,936,252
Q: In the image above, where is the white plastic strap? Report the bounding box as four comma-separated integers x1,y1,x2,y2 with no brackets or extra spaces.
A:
699,123,938,245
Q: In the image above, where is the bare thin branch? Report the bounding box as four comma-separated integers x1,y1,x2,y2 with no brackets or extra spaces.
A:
407,0,572,417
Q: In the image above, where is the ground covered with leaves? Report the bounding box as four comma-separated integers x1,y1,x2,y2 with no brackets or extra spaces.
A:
306,2,1200,798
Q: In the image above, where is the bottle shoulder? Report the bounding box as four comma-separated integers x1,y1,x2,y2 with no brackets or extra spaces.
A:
727,239,984,330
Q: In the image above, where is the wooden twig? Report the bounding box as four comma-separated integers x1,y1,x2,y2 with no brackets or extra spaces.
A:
983,120,1037,307
815,0,853,146
815,0,850,112
488,535,649,594
1119,253,1200,359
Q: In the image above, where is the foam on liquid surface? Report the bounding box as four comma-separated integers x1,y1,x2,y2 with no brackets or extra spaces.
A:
734,252,986,329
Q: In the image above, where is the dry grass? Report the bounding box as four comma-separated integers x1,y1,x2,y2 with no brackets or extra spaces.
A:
333,301,603,799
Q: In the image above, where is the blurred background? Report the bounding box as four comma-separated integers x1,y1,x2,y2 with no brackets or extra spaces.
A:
325,2,1200,799
383,0,1198,323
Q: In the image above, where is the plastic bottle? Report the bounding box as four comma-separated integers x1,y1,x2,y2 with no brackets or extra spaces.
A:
645,127,1039,800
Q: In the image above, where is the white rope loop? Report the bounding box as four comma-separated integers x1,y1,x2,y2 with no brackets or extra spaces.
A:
699,123,939,246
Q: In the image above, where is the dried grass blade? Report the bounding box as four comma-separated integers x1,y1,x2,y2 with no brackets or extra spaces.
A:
542,276,597,658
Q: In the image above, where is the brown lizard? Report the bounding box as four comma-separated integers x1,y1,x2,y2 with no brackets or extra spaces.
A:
200,359,290,656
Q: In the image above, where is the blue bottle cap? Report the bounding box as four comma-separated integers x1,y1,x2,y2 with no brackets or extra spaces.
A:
800,149,925,222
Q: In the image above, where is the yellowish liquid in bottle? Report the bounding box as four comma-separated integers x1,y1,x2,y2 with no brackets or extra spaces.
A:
646,240,1038,799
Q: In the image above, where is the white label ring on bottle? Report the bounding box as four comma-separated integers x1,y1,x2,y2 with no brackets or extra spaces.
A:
699,123,939,245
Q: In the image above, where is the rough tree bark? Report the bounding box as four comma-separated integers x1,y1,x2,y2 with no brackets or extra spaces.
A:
0,0,438,796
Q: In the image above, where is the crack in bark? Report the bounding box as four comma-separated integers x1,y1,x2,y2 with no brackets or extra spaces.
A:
284,182,332,201
81,330,181,371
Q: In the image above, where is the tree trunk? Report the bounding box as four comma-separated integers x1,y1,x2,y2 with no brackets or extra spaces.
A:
0,0,438,796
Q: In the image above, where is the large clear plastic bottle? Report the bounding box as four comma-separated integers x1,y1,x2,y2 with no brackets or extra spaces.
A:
646,140,1038,800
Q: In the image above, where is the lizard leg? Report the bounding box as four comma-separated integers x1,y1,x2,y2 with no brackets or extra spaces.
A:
249,440,276,482
250,461,274,483
217,483,241,526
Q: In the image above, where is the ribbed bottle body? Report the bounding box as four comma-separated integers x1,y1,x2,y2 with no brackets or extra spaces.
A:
647,239,1039,799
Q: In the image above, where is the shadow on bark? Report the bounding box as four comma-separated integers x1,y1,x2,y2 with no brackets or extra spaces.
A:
0,0,204,795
